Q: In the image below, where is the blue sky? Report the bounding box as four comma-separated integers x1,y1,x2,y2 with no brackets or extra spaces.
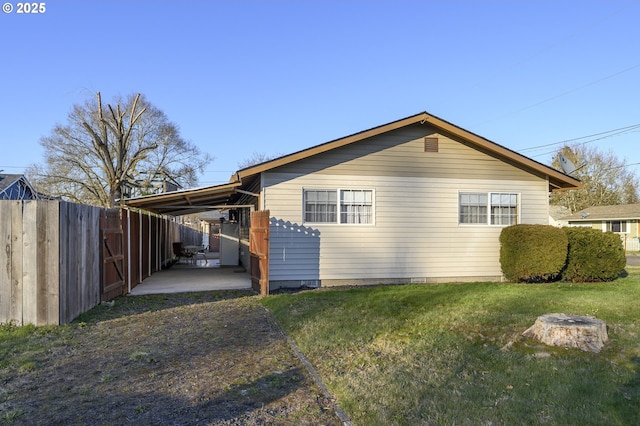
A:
1,0,638,186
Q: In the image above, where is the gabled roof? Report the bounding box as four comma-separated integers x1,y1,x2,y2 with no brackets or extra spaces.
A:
0,174,24,193
124,111,581,215
549,205,571,221
563,203,640,221
234,111,581,191
0,174,39,200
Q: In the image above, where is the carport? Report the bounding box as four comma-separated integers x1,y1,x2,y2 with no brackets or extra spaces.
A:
123,182,265,294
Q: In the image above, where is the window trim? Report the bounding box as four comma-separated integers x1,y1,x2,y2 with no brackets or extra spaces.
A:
303,188,375,225
605,220,628,234
458,191,520,226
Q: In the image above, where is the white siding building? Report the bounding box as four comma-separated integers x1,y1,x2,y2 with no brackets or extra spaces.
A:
125,112,581,291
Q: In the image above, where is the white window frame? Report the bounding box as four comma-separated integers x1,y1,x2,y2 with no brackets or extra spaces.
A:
604,220,628,234
459,191,520,226
303,188,375,225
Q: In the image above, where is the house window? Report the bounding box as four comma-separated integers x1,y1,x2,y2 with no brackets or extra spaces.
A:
606,221,627,233
304,189,337,223
340,189,373,224
304,188,373,224
459,192,519,225
459,193,488,224
490,193,518,225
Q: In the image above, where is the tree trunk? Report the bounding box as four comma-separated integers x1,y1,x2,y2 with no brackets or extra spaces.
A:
522,313,607,353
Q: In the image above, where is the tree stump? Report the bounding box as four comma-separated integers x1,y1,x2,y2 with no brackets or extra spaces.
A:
522,313,608,353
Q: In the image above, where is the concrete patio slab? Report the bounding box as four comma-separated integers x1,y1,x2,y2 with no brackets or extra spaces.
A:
128,255,252,295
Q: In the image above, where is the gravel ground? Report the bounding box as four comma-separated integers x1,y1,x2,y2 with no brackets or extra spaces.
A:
0,291,343,425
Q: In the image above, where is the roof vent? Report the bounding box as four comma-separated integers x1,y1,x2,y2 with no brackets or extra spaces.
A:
424,137,438,153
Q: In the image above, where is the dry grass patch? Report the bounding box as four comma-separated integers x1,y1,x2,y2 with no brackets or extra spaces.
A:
0,291,341,425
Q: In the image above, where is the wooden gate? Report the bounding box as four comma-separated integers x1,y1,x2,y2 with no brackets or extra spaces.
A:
100,209,126,301
250,210,270,295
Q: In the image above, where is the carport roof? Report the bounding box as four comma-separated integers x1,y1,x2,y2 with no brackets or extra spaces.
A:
123,181,243,216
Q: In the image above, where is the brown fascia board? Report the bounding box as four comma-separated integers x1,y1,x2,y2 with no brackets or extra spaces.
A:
423,114,582,190
234,113,430,181
233,112,581,190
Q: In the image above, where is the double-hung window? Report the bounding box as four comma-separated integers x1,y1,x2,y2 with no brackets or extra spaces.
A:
304,188,373,224
459,193,488,224
304,189,337,223
459,192,519,225
606,220,627,233
490,193,518,225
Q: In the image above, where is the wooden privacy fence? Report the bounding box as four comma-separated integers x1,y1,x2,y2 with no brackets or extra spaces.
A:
249,210,270,295
0,200,202,326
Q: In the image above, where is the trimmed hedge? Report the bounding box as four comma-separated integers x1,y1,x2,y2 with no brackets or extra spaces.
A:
500,224,568,283
561,227,626,282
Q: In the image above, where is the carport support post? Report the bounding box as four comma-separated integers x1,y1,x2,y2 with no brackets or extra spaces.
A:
148,211,152,278
127,209,132,293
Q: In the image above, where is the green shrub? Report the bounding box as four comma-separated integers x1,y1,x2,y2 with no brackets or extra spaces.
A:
500,224,568,282
561,227,626,282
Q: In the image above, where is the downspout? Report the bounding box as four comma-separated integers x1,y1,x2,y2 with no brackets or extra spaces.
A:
139,210,142,284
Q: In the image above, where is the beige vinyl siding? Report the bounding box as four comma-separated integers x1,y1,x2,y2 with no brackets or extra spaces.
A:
262,124,550,284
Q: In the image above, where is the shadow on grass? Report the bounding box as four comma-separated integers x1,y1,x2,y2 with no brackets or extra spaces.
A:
615,356,640,424
4,367,310,425
73,289,258,324
2,296,341,425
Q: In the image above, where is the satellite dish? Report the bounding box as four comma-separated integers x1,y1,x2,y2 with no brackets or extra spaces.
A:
558,154,577,175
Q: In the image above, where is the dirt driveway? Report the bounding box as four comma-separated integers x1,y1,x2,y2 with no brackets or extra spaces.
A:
0,291,343,425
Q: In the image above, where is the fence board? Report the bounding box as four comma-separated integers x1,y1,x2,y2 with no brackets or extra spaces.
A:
10,202,23,323
59,201,70,324
43,201,60,325
101,208,125,301
0,202,12,322
22,201,39,324
71,203,85,321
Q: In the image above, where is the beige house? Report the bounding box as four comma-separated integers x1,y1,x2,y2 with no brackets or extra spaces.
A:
126,112,580,290
561,204,640,251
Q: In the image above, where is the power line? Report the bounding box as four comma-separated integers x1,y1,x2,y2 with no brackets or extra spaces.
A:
521,123,640,158
512,62,640,117
474,61,640,128
533,129,638,159
433,3,636,115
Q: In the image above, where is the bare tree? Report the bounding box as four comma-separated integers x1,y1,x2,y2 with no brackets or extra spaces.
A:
237,151,281,170
27,92,212,207
550,144,639,213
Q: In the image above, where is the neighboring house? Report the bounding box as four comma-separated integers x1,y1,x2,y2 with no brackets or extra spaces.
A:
125,112,580,290
0,174,39,200
561,203,640,251
549,205,570,227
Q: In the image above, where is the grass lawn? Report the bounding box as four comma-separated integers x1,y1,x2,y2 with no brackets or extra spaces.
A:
262,267,640,425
